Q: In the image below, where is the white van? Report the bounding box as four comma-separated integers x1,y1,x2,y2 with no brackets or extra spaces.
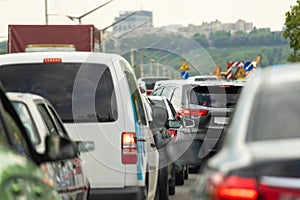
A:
0,52,159,200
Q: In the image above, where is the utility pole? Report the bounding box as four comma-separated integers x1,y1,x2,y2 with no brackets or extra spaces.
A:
140,53,144,77
45,0,48,24
45,0,60,24
130,49,135,68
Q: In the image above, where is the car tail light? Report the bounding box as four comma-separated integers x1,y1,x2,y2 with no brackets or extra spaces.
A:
41,163,54,187
122,132,137,164
168,129,177,139
207,173,258,200
259,178,300,199
146,90,153,95
177,108,208,117
73,158,83,174
219,85,230,88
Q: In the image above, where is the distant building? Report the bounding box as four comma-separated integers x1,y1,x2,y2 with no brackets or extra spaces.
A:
113,10,153,35
173,19,253,36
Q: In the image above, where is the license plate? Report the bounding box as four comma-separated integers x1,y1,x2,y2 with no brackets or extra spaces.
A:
214,117,229,124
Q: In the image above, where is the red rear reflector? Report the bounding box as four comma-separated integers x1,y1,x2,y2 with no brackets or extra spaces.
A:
122,132,137,164
167,129,177,139
43,58,62,63
219,85,230,88
84,185,89,191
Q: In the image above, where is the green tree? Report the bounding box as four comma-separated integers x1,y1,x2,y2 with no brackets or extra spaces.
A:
283,0,300,62
230,31,248,47
193,33,209,48
0,40,7,54
211,30,231,48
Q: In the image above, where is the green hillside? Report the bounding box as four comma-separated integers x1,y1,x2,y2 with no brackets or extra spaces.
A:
207,45,291,72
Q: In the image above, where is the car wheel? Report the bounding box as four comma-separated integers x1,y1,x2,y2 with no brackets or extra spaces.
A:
154,181,159,200
168,185,175,196
175,170,184,186
184,165,189,180
142,185,148,200
159,188,169,200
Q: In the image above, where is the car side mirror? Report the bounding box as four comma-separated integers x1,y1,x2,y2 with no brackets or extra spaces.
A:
75,141,95,153
168,119,181,129
151,106,168,130
45,135,77,161
182,118,195,128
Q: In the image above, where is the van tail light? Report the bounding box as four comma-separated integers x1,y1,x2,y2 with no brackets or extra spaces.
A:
177,108,208,118
168,129,177,139
207,173,258,200
122,132,137,164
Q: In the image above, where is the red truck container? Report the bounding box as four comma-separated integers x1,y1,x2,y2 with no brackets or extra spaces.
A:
8,24,102,53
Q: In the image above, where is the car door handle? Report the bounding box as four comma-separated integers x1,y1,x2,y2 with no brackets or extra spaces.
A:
137,139,146,142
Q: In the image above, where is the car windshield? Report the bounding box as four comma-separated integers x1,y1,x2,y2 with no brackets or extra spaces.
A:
0,63,118,123
188,85,243,108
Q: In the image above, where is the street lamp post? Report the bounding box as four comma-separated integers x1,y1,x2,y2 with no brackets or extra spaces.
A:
109,21,149,54
101,11,137,52
66,0,113,24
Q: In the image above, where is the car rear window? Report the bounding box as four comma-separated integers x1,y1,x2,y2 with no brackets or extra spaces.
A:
248,83,300,141
151,99,166,109
0,63,117,123
142,78,169,90
11,101,40,146
189,85,243,108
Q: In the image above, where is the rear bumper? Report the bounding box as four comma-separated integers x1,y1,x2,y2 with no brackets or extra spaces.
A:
88,186,145,200
167,129,226,167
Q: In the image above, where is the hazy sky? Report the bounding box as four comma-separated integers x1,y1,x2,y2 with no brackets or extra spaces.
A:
0,0,297,41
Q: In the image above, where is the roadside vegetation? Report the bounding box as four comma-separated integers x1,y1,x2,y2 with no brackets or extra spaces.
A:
0,27,291,74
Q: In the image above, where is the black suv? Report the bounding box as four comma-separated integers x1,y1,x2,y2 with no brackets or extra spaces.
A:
151,80,245,170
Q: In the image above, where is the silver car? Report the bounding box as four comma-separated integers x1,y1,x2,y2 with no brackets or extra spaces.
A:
7,92,94,200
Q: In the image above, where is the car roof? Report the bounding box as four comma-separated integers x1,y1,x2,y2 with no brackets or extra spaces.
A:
147,95,167,101
0,51,122,65
264,64,300,84
156,79,246,87
6,92,49,104
138,76,170,80
188,75,218,79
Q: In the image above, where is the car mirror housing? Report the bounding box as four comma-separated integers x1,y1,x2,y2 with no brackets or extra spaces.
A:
45,135,77,161
168,119,181,129
152,106,168,130
75,141,95,153
182,118,195,128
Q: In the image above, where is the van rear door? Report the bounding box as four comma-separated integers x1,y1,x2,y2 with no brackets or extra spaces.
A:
0,61,126,187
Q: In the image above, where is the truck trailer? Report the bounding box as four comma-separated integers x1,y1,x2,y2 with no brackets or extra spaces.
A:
8,24,102,53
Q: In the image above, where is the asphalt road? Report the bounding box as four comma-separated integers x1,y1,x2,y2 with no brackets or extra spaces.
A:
169,173,199,200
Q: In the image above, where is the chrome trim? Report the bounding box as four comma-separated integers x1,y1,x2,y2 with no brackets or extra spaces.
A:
261,176,300,189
